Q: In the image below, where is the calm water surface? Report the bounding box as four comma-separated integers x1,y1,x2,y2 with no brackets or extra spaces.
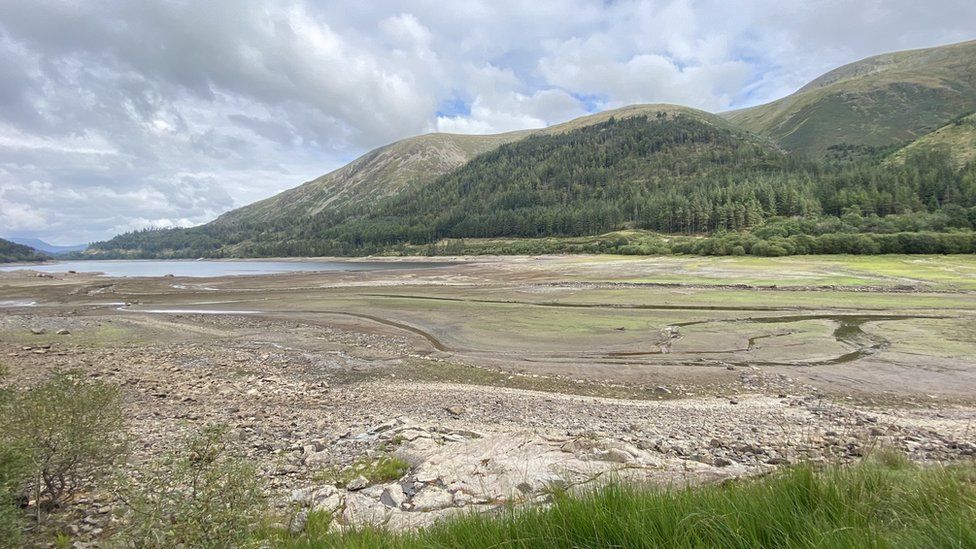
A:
0,259,451,278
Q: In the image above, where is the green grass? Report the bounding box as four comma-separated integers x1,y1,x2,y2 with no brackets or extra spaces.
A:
276,454,976,548
314,455,410,489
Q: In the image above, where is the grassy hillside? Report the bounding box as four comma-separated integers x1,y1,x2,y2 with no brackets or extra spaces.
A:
214,131,532,227
889,112,976,168
724,40,976,156
0,238,46,263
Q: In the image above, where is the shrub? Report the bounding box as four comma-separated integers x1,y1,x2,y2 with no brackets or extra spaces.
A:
0,444,29,547
0,366,29,547
115,425,267,548
0,370,127,515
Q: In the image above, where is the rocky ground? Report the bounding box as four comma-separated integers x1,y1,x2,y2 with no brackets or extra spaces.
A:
2,258,976,544
3,311,974,543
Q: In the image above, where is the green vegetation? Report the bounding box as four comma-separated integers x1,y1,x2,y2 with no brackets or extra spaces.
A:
272,454,976,548
0,366,29,548
0,370,127,516
115,424,267,548
316,454,410,489
725,39,976,155
90,114,976,258
890,112,976,169
0,238,46,263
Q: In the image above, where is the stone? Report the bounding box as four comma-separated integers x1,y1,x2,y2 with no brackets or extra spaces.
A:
30,328,45,335
342,492,390,525
445,405,464,417
380,484,406,508
56,329,70,335
290,508,309,534
411,486,454,512
654,386,672,394
304,450,331,468
346,475,369,491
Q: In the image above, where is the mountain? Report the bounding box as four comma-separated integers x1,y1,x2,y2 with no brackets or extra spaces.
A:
0,238,47,263
724,40,976,156
88,40,976,258
214,131,534,227
6,237,87,255
888,112,976,168
213,104,724,227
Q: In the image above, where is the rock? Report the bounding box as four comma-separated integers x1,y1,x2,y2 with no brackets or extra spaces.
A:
591,448,632,463
304,450,331,468
30,328,45,335
444,405,464,417
729,399,739,405
654,386,672,394
342,492,390,525
346,475,369,491
713,457,734,467
290,508,309,534
380,484,406,508
411,486,454,512
56,329,70,335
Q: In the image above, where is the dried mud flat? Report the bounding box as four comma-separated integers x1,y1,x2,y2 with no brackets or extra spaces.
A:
1,255,976,538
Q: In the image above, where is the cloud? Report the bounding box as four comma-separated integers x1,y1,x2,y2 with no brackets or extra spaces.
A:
0,0,973,243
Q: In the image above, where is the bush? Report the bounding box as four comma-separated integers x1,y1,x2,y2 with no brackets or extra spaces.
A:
0,366,29,547
0,370,127,515
0,444,29,547
115,425,267,548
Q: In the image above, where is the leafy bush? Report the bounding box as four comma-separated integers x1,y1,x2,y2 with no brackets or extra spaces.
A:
0,370,127,515
115,425,267,548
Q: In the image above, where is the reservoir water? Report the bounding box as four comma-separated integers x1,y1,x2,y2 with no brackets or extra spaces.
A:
0,259,451,278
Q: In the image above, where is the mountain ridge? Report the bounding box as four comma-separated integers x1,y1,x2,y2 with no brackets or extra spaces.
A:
723,39,976,155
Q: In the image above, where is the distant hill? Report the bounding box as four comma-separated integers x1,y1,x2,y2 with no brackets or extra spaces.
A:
0,238,47,263
6,237,87,256
724,40,976,156
888,112,976,168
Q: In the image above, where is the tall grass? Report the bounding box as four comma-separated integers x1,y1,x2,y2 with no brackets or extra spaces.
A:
276,454,976,548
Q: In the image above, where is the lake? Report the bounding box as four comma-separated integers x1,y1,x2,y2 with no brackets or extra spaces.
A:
0,259,452,278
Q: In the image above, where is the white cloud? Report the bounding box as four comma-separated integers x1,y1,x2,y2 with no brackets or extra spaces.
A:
0,0,973,242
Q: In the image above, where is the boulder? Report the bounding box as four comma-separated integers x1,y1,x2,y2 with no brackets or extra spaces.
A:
411,486,454,512
346,475,369,491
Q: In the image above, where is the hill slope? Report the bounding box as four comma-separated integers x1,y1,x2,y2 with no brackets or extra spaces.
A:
214,104,722,227
888,112,976,168
724,40,976,155
0,238,47,262
214,131,532,227
6,237,87,255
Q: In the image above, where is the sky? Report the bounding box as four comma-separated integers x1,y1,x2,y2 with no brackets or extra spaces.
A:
1,1,975,244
